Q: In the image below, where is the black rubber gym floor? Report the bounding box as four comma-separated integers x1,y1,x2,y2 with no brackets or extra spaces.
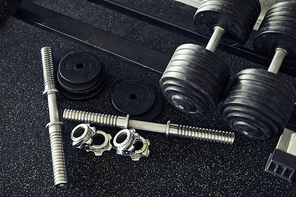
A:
1,0,296,196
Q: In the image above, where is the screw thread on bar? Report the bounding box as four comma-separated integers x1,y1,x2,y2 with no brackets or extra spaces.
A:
49,126,67,188
63,109,119,127
168,123,234,144
41,47,67,188
41,47,56,92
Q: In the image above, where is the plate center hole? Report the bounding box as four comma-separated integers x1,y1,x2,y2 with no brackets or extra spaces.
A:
75,63,84,69
129,93,138,100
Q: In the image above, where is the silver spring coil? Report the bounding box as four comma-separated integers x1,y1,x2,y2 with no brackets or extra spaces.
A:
49,128,67,188
41,47,56,92
174,125,235,144
63,109,119,127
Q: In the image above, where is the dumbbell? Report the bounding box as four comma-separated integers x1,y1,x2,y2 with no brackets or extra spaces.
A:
221,2,296,141
159,0,261,116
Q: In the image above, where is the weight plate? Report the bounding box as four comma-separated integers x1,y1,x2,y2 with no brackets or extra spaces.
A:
173,44,230,79
160,44,230,115
112,81,156,115
162,68,219,106
235,69,296,104
254,2,296,59
59,78,106,100
194,0,260,46
229,82,292,117
130,92,163,121
161,80,209,115
57,67,106,93
173,47,229,76
221,68,296,140
222,106,274,141
58,51,102,85
57,51,107,100
166,60,227,93
222,95,283,139
169,53,229,80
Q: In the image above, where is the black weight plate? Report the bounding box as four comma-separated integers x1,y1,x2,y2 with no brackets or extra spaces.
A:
260,18,296,30
266,2,296,13
197,1,251,26
228,83,292,117
254,2,296,59
173,44,230,78
221,68,296,140
164,62,223,99
245,0,261,17
160,44,230,115
163,66,219,104
58,51,102,85
234,69,296,103
231,73,296,125
130,92,163,121
57,71,101,92
254,30,296,59
222,106,274,141
59,78,106,100
161,80,208,115
194,8,247,46
225,91,288,126
172,49,229,78
222,95,284,139
57,67,106,93
169,53,229,81
166,60,227,93
161,72,215,114
194,0,260,46
112,81,156,115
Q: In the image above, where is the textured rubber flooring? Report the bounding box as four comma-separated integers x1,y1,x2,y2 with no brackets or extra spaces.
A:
1,0,296,196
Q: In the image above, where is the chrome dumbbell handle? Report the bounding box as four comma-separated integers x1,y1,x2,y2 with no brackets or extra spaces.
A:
63,109,235,145
41,47,67,188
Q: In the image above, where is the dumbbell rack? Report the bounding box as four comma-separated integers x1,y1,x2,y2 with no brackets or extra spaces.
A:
14,0,296,131
15,0,296,77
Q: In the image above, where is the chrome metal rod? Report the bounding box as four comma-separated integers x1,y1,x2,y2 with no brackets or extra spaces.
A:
63,109,235,145
268,48,287,74
41,47,67,188
205,26,225,52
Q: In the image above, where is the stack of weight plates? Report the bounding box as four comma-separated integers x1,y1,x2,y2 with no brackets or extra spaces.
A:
57,51,106,100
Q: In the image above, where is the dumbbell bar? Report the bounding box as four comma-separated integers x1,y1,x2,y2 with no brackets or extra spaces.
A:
63,109,235,145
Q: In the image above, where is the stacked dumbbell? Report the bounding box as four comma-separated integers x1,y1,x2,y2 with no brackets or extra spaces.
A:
159,0,261,116
221,2,296,141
